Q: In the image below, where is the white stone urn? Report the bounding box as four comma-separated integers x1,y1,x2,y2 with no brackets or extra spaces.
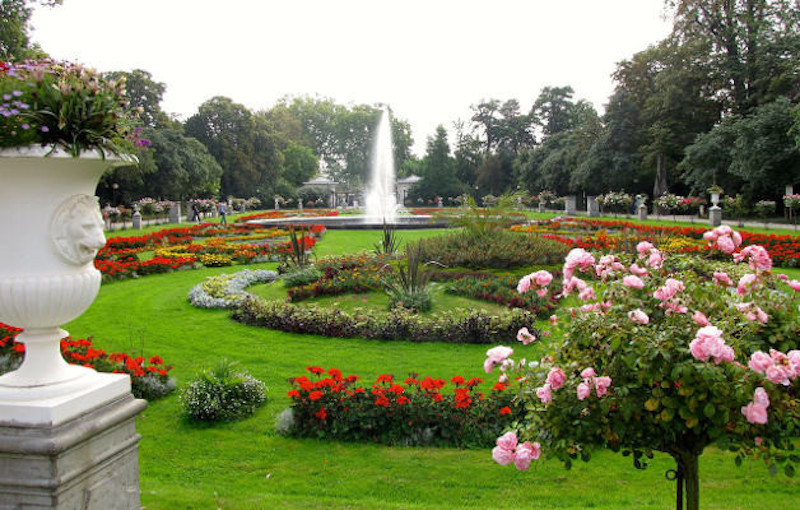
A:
0,147,132,422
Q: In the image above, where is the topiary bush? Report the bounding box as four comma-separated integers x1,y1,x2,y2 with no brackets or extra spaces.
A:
180,360,267,423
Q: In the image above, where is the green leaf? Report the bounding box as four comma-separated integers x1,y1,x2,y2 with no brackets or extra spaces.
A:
785,464,795,478
703,403,716,418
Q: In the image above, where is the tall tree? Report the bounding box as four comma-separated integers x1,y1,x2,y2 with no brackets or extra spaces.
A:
411,125,462,202
530,86,579,138
0,0,60,60
668,0,800,114
107,69,169,128
185,96,283,200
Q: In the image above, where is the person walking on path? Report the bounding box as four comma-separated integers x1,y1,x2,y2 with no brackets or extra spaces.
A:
191,201,201,223
218,201,228,225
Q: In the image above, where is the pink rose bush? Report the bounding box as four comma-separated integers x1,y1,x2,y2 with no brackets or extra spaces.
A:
491,226,800,507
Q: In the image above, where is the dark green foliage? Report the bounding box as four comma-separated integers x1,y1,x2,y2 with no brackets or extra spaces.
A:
180,359,267,423
418,230,569,269
233,296,537,345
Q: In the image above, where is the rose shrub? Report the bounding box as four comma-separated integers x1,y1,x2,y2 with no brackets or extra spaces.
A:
486,226,800,509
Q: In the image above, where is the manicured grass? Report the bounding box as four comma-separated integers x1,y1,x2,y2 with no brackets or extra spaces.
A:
64,225,799,509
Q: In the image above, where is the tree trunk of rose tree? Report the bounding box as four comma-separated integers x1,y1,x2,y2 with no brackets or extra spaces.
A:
672,450,700,510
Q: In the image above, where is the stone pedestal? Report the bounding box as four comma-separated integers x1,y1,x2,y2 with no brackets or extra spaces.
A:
131,210,141,230
638,203,648,221
538,203,545,213
709,206,722,226
587,197,599,217
564,196,577,215
0,384,146,509
168,203,181,224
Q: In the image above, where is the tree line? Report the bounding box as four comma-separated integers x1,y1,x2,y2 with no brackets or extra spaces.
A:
3,0,800,210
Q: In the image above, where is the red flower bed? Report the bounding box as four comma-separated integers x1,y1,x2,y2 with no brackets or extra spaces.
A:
0,322,174,400
283,366,518,447
518,218,800,268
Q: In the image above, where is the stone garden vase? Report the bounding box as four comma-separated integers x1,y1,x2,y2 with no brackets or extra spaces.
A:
0,146,128,389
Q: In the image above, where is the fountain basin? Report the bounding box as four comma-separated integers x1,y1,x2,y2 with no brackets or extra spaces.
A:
249,214,451,230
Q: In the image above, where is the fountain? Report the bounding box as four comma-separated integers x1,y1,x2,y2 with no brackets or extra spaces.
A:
364,108,398,222
250,106,447,230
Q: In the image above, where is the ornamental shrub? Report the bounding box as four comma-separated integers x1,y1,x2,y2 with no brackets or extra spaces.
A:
417,230,568,269
485,227,800,509
180,360,267,423
282,366,517,448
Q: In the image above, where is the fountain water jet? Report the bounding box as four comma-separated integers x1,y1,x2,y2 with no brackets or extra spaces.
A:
365,108,398,222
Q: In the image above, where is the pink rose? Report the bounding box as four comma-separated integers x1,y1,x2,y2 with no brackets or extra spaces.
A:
594,376,612,397
546,367,566,390
734,245,773,272
622,275,645,289
636,241,654,255
549,314,558,325
578,286,596,301
516,327,537,345
577,382,592,401
647,249,665,269
753,387,770,409
691,311,709,326
492,431,518,465
484,345,513,373
628,309,649,325
516,275,532,294
748,351,772,373
536,384,553,403
737,273,758,295
513,441,541,470
742,402,769,424
580,367,597,379
713,272,733,286
629,263,648,277
787,280,800,292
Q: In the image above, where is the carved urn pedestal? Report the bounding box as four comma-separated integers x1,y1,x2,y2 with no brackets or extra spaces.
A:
0,147,146,509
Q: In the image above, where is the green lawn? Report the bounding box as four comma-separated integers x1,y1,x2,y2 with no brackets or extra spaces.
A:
65,224,799,509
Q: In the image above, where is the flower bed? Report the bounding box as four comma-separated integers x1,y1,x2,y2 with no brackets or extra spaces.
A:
233,297,540,344
96,223,319,281
0,322,175,400
280,366,517,448
444,274,559,317
287,254,391,302
511,218,800,267
188,269,279,309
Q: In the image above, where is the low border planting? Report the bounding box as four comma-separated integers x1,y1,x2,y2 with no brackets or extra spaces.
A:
188,269,279,309
0,322,175,400
279,366,517,448
233,296,540,344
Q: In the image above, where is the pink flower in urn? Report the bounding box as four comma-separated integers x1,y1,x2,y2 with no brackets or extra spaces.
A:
546,367,566,390
484,345,513,373
628,309,649,325
516,327,537,345
622,275,645,289
536,383,553,403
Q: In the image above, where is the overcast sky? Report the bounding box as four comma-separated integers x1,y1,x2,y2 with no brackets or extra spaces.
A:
31,0,673,156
